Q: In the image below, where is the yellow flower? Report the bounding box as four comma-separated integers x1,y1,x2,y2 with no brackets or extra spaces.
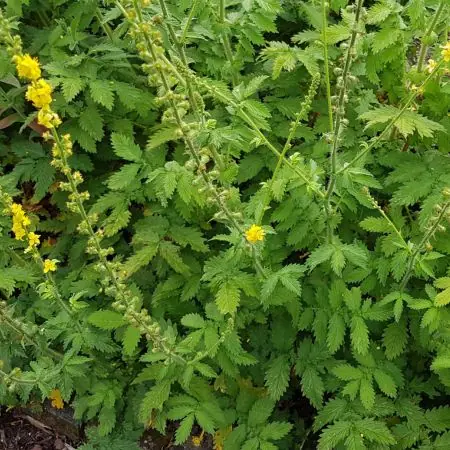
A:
14,54,41,81
11,203,25,216
43,259,57,273
27,232,40,248
192,431,204,447
245,224,265,243
26,79,53,109
10,203,31,240
214,426,232,450
49,389,64,409
426,59,437,73
37,107,61,129
441,42,450,63
12,223,26,240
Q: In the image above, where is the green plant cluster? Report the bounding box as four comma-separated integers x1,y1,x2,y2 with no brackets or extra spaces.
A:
0,0,449,448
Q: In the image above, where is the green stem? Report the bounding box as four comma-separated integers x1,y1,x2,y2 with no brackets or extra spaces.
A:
0,369,37,385
369,196,410,253
237,108,325,198
55,129,184,362
180,0,200,43
324,0,364,242
95,7,115,42
130,0,270,282
399,199,450,292
0,308,62,359
157,0,203,120
321,0,334,133
417,1,445,72
257,78,319,223
339,60,443,173
219,0,238,86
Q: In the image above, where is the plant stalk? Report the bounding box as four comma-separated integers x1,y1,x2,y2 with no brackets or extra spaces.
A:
324,0,364,242
417,1,445,72
399,200,450,293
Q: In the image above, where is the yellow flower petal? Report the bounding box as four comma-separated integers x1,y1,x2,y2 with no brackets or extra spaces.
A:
49,389,64,409
43,259,57,273
26,79,53,109
27,232,40,248
245,224,265,243
192,431,205,447
14,54,41,81
37,106,61,129
441,42,450,63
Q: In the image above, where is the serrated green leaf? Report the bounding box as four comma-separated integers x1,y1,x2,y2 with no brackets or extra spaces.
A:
350,316,369,355
327,312,346,354
122,326,141,356
265,355,290,400
260,422,293,441
88,310,126,330
373,369,397,397
248,397,275,427
111,133,142,162
383,320,408,359
332,364,363,381
216,281,240,315
181,314,205,329
175,413,195,444
90,80,115,110
359,377,375,410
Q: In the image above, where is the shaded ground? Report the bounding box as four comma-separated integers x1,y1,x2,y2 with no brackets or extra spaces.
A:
0,409,78,450
0,408,213,450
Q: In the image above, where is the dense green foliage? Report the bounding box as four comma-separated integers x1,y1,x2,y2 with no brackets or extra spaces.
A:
0,0,449,448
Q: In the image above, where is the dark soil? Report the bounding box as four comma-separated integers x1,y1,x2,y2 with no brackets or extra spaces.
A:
0,408,213,450
0,408,78,450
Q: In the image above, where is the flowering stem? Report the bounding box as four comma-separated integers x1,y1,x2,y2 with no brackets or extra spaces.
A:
125,1,269,282
53,129,185,361
95,7,115,42
0,369,37,385
180,0,200,43
400,199,450,293
324,0,364,243
339,60,443,173
417,1,445,72
157,0,203,120
219,0,238,86
0,304,62,359
257,75,320,224
321,0,334,133
367,193,410,254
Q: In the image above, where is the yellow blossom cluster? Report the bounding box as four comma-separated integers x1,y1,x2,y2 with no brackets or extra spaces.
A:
442,42,450,63
13,54,41,81
10,203,45,255
245,224,265,244
191,430,205,447
10,203,31,241
43,259,58,274
49,389,64,409
426,59,437,74
12,53,61,129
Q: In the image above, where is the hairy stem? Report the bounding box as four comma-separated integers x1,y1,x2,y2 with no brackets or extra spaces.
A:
219,0,238,86
158,0,203,120
417,1,445,72
400,199,450,293
324,0,364,242
95,7,115,42
128,0,266,278
339,60,443,172
53,130,185,364
321,0,334,133
180,0,200,43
